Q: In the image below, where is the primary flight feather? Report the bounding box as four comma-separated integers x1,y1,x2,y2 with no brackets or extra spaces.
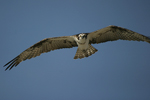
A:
4,25,150,70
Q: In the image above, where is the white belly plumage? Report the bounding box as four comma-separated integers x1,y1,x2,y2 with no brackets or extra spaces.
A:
75,37,89,50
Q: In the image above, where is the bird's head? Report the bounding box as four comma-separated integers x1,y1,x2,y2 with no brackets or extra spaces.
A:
78,33,87,40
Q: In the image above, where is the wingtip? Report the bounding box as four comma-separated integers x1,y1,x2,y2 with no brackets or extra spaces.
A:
3,64,8,71
4,67,9,71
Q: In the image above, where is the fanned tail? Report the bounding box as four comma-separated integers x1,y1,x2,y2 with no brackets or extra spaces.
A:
74,44,98,59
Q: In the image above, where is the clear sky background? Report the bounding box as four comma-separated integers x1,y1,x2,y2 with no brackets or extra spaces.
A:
0,0,150,100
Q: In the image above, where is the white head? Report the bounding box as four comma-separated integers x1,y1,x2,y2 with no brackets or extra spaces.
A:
78,33,87,40
75,33,88,45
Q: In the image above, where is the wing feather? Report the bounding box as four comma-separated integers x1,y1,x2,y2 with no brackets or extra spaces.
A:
4,36,77,70
89,25,150,44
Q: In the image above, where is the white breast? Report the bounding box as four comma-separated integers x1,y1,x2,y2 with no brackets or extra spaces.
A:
74,36,89,50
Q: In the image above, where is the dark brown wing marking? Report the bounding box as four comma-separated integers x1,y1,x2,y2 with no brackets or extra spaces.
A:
89,25,150,44
4,36,77,70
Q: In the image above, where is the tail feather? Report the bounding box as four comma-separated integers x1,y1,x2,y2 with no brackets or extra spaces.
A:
74,44,98,59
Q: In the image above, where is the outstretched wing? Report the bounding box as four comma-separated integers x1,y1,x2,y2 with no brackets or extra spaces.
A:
4,36,77,70
88,25,150,44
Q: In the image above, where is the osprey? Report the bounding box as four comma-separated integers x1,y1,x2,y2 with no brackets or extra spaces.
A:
4,25,150,70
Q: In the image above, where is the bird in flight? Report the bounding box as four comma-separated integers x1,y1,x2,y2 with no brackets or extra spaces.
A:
4,25,150,70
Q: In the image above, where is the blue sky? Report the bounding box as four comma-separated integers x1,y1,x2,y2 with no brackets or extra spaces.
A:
0,0,150,100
